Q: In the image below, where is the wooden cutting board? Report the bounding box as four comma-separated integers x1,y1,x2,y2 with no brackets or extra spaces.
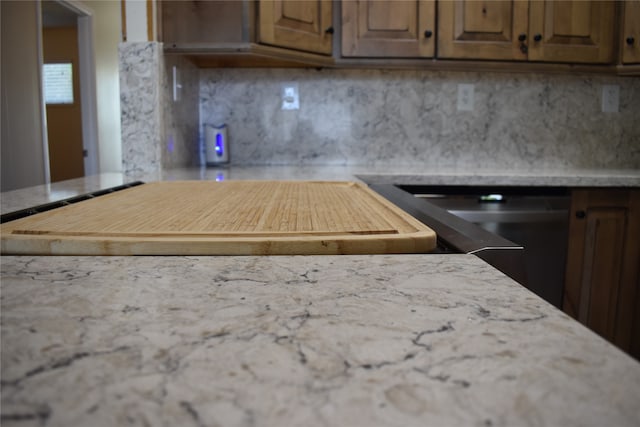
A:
1,181,436,255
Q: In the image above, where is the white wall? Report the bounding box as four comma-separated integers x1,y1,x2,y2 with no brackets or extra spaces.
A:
124,0,149,42
85,0,123,173
0,0,123,192
1,1,47,191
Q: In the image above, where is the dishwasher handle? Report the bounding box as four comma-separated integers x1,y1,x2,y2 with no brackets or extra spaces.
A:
450,209,569,224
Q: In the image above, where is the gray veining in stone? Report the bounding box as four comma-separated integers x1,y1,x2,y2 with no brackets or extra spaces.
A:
2,166,638,215
118,45,640,176
199,69,640,170
119,42,164,177
2,254,640,427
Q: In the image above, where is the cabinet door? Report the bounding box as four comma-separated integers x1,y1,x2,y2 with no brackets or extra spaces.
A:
437,0,528,60
564,189,640,359
528,0,615,63
622,0,640,64
342,0,435,57
259,0,333,55
160,1,246,46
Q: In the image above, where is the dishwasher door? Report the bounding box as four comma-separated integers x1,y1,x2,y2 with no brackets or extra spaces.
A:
410,188,570,308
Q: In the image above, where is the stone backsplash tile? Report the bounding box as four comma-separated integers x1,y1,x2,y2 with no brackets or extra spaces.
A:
199,69,640,170
120,44,640,175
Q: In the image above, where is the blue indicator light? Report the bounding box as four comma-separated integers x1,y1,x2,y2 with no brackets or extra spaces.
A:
215,133,224,156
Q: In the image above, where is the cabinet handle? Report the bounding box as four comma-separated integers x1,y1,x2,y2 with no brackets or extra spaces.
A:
627,36,635,46
576,210,586,219
424,30,433,38
518,34,527,42
325,26,334,35
534,34,542,42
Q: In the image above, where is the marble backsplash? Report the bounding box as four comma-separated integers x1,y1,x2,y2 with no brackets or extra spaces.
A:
120,43,640,175
119,42,163,177
162,55,200,170
200,68,640,169
120,43,199,176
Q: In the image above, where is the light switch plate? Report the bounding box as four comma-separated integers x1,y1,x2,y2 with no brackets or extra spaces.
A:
282,84,300,110
457,84,474,111
601,84,619,113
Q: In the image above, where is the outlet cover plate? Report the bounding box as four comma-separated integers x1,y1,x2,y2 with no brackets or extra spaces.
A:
457,84,475,111
602,84,619,113
282,84,300,110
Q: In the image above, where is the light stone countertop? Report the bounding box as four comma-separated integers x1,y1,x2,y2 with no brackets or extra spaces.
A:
2,254,640,427
2,167,640,426
1,165,639,214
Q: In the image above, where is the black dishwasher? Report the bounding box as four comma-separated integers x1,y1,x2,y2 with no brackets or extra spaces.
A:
399,185,571,308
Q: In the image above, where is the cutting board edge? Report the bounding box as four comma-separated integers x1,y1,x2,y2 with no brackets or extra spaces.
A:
1,229,436,256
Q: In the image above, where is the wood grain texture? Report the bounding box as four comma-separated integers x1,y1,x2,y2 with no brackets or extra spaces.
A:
259,0,333,55
528,0,615,64
342,0,435,58
437,0,528,61
563,188,640,359
1,181,436,255
622,0,640,64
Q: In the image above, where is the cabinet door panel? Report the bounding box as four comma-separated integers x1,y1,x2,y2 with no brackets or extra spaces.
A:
622,0,640,64
438,0,528,60
578,208,627,336
342,0,435,57
259,0,333,55
528,0,615,63
564,189,640,360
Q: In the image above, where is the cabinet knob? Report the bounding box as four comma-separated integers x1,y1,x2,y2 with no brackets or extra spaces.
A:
576,210,586,219
424,30,433,38
518,34,528,54
325,26,334,35
627,36,635,46
534,34,542,42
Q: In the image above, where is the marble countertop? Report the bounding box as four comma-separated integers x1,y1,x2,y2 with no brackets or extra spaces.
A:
2,165,639,215
3,254,640,426
2,167,640,426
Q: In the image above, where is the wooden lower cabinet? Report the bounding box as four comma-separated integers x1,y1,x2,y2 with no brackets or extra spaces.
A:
564,189,640,359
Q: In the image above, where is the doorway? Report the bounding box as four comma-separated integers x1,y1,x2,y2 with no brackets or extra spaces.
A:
40,0,99,182
42,24,84,181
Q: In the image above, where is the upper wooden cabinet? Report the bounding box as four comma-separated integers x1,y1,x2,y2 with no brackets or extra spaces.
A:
439,0,616,64
342,0,436,57
259,0,333,55
622,0,640,64
438,0,528,61
159,0,632,72
528,0,615,63
160,1,248,46
159,0,334,64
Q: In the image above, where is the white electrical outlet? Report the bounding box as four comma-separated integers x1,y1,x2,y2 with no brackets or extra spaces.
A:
282,84,300,110
602,84,619,113
457,84,474,111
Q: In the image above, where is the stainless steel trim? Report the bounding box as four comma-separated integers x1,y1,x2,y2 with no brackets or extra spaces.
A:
448,209,568,223
368,184,528,286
